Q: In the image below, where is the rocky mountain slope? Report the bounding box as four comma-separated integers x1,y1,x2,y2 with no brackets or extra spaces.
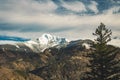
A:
0,34,119,80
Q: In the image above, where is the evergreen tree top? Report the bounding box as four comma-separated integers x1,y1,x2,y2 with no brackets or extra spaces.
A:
93,23,112,46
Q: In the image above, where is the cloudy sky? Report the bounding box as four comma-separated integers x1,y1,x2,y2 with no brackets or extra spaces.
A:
0,0,120,40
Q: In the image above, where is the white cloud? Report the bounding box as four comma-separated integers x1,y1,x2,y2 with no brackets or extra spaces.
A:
1,0,119,28
103,6,120,14
88,1,99,14
0,0,119,42
0,12,119,40
60,1,86,12
2,12,119,29
0,0,57,14
60,1,99,14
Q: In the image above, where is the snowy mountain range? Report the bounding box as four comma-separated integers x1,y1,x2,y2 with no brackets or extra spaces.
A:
0,34,119,53
0,34,70,52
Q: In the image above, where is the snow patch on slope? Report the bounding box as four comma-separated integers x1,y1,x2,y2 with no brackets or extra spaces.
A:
82,43,91,49
24,41,37,49
0,40,20,48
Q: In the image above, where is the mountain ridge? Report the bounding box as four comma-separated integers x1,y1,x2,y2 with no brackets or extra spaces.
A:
0,34,119,80
0,33,119,53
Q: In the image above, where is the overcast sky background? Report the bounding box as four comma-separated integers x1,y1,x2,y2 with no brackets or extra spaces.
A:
0,0,120,40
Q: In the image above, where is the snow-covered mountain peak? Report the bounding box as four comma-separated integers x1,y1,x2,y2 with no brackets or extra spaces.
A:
23,33,69,52
36,33,69,46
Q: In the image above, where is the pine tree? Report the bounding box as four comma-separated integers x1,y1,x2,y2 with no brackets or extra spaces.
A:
82,23,120,80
